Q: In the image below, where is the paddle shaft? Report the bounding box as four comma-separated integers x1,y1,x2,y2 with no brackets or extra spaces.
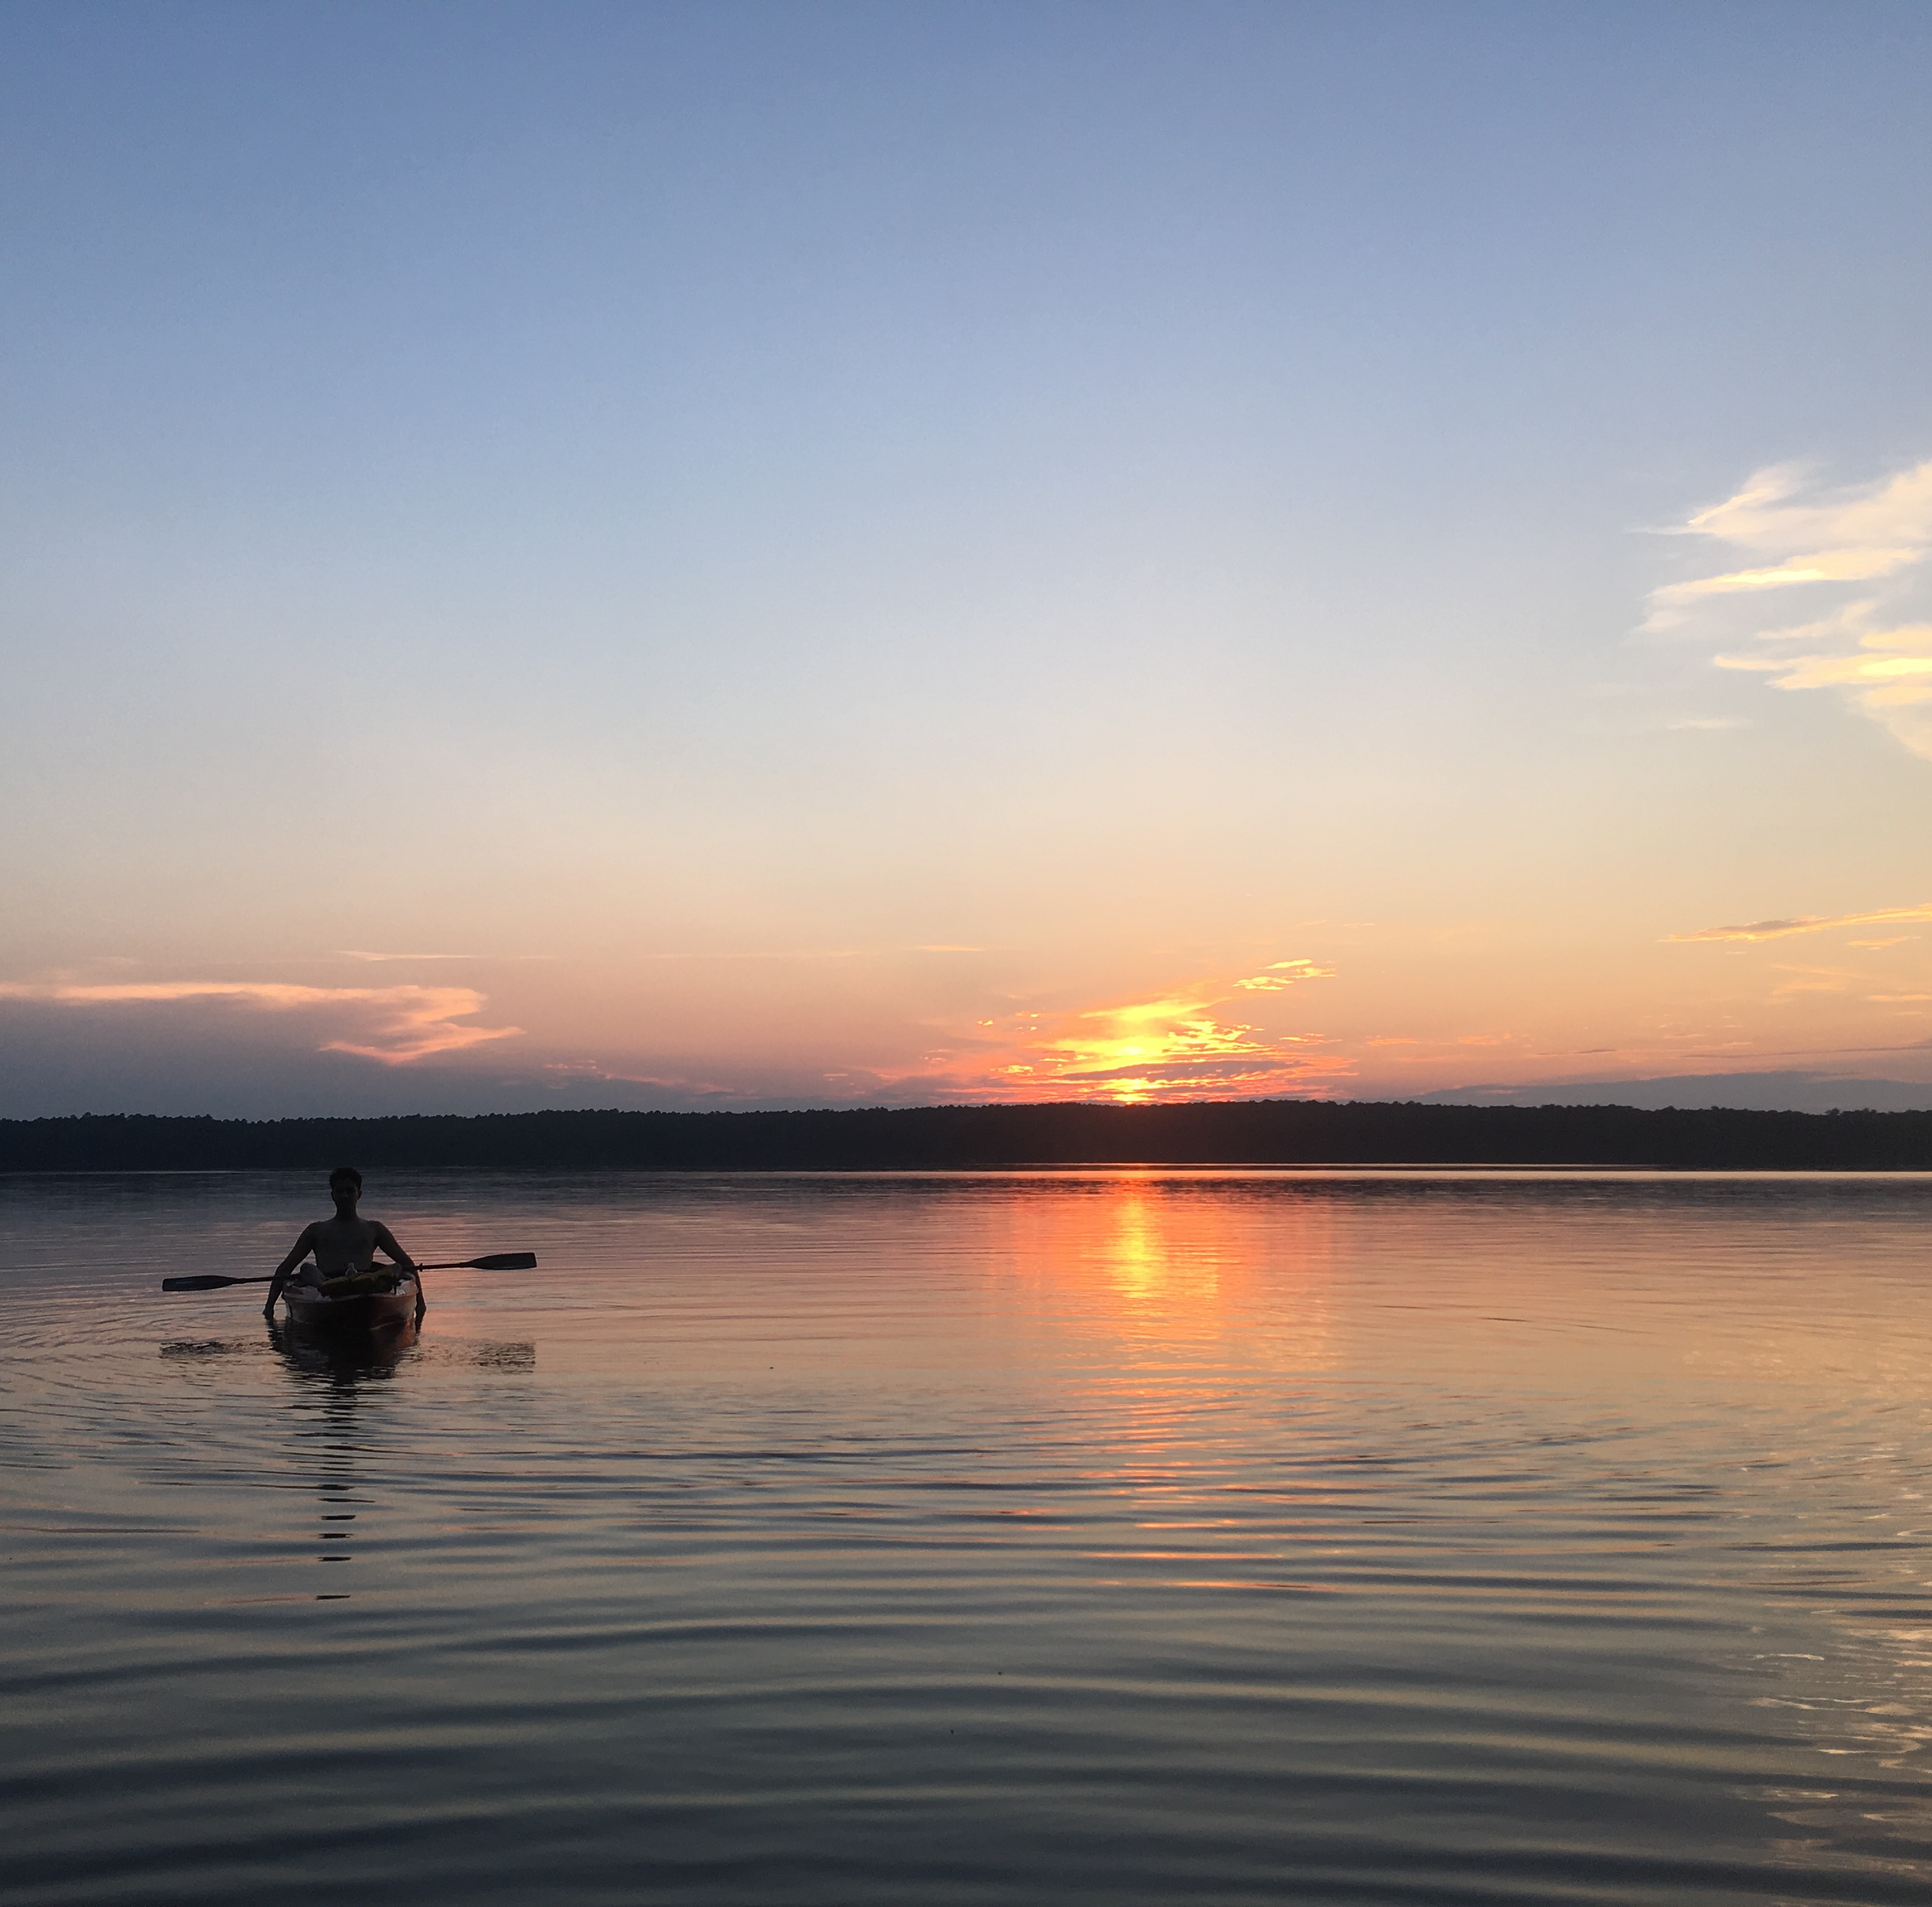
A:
416,1255,537,1271
163,1252,535,1293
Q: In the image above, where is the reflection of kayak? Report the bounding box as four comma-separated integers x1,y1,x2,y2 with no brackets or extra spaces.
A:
271,1315,418,1375
282,1271,420,1331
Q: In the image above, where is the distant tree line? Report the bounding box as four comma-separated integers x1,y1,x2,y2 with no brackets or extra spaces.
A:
3,1100,1931,1170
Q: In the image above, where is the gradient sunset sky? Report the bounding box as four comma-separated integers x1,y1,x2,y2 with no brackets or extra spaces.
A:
6,2,1932,1117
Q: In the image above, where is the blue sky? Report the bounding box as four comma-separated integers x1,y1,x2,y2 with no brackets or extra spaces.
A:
6,2,1932,1115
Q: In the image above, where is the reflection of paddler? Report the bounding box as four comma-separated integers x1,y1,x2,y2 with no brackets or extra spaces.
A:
264,1167,423,1322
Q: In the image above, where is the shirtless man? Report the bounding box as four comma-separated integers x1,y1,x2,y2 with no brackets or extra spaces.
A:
264,1167,422,1319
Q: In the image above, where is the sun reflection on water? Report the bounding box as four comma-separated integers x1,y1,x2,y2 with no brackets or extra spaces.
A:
996,1175,1343,1380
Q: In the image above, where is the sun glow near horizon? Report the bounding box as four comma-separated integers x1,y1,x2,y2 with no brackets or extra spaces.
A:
974,965,1345,1105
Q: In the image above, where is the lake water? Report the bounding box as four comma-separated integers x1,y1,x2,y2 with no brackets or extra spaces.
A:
4,1169,1932,1905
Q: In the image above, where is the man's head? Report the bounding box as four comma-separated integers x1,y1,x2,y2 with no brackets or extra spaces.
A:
329,1165,363,1211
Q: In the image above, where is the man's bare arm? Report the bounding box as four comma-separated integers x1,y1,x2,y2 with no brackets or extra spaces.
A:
264,1225,320,1316
273,1224,320,1276
372,1222,426,1315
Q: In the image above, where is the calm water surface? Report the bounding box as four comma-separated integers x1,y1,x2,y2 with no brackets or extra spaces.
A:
4,1170,1932,1904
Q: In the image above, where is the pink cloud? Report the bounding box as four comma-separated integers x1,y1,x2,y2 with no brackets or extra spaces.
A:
0,979,520,1064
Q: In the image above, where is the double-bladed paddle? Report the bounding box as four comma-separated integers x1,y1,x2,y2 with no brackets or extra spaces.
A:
161,1252,537,1293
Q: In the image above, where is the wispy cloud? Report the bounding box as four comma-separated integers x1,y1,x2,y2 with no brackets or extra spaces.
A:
339,950,560,964
1770,965,1857,999
646,948,994,965
1646,460,1932,759
0,980,520,1063
1233,959,1336,992
339,950,482,962
1668,902,1932,943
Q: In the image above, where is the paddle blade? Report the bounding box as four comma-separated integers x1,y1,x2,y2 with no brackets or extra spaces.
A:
466,1252,537,1271
163,1274,250,1292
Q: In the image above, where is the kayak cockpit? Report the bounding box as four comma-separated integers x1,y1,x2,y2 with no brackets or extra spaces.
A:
281,1268,421,1330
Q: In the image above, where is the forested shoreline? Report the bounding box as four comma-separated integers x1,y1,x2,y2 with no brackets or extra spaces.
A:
4,1100,1932,1171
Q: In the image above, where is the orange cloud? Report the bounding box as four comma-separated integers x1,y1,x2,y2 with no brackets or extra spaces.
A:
0,980,520,1063
1233,959,1336,992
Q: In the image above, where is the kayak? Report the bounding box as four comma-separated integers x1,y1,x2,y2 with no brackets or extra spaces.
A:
282,1270,421,1331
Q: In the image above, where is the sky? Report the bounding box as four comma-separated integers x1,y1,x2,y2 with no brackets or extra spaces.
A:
5,0,1932,1118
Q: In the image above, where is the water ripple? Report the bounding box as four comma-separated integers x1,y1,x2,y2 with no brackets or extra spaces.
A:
4,1169,1932,1903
